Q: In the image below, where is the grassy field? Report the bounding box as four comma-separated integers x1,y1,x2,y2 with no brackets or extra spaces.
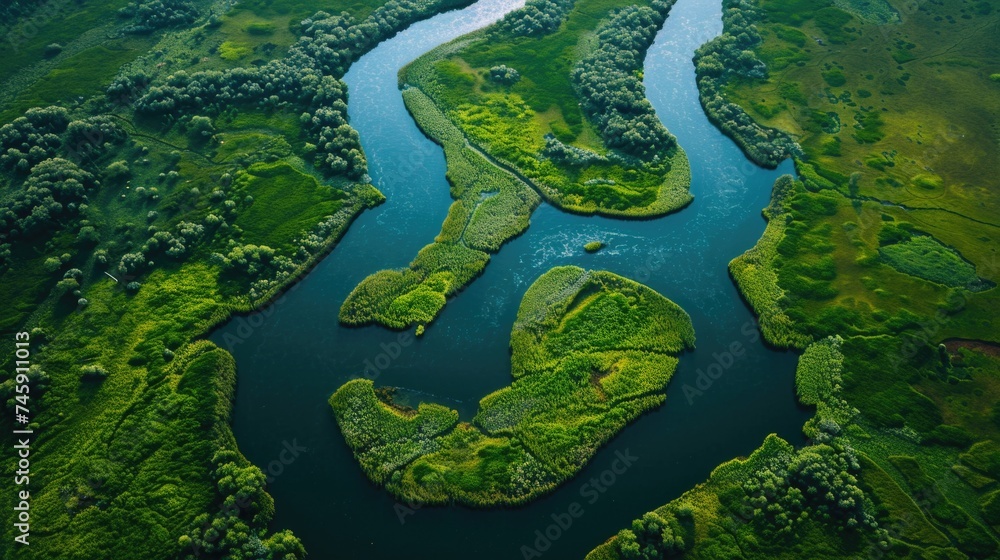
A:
339,88,539,329
588,334,1000,559
333,266,695,505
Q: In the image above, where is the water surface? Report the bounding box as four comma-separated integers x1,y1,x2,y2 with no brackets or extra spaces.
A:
214,0,810,557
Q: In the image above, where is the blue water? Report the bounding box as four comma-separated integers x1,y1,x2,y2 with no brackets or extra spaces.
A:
213,0,810,557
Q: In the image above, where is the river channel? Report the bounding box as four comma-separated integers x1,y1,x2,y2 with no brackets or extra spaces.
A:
213,0,810,556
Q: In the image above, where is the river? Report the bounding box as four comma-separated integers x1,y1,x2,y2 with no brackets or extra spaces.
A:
212,0,810,557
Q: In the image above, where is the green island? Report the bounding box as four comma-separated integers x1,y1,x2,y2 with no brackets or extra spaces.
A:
331,266,695,505
0,0,478,556
585,240,605,252
586,0,1000,557
338,0,693,330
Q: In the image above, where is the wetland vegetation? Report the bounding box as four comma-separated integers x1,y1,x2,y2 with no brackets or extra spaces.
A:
1,0,997,557
340,0,696,330
333,266,694,504
0,0,481,557
588,0,1000,556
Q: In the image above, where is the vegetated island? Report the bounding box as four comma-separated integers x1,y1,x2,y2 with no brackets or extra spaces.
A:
331,266,694,505
338,0,693,331
587,0,1000,556
585,240,605,253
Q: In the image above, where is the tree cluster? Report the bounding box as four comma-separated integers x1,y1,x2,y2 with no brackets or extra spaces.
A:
571,1,678,161
693,0,798,167
180,450,305,560
743,444,883,539
0,0,41,22
493,0,574,37
488,65,521,85
616,511,688,559
0,157,99,242
133,0,465,180
541,133,607,166
0,106,70,172
118,0,199,34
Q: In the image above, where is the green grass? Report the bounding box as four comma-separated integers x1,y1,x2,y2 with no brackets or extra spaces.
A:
339,88,539,329
0,0,134,86
594,0,1000,548
588,331,1000,559
879,235,982,288
232,161,346,252
0,1,460,556
332,266,694,505
1,39,155,122
584,240,604,252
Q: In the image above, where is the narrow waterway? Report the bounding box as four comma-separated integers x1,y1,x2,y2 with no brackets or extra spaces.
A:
213,0,811,557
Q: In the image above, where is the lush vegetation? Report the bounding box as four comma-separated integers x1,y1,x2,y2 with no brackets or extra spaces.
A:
879,234,986,290
571,1,679,161
493,0,576,37
0,0,480,557
728,174,812,348
589,0,1000,555
333,266,694,505
693,0,800,167
400,0,692,217
342,0,698,331
589,334,1000,559
339,88,539,329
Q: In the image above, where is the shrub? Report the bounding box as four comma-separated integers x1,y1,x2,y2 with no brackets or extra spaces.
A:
80,364,108,381
488,65,521,85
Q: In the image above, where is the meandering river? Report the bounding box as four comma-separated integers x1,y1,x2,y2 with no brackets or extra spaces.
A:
212,0,810,557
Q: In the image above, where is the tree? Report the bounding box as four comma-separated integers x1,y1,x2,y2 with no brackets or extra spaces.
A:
189,115,215,139
617,512,686,559
489,65,521,85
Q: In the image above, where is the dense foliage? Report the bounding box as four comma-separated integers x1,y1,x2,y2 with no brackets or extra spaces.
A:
133,0,472,178
728,174,811,348
493,0,575,37
693,0,799,167
339,88,539,329
400,0,692,219
0,0,476,557
333,266,694,505
571,0,677,161
119,0,199,34
879,234,984,290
